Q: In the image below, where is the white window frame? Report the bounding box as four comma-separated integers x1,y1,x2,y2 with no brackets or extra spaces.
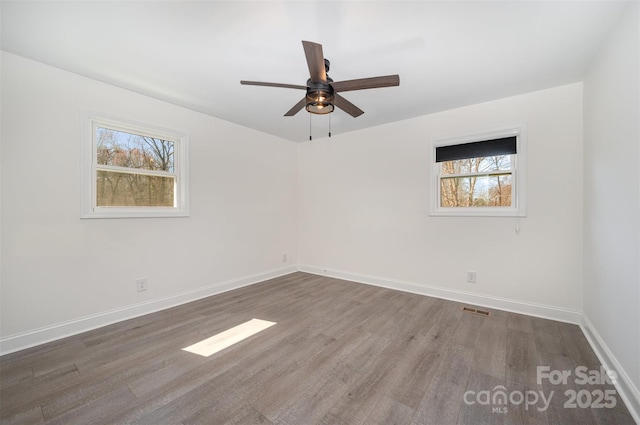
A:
429,126,526,217
81,111,189,218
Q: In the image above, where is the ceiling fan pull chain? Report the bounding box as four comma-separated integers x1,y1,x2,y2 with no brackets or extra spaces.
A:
329,114,332,138
309,113,312,141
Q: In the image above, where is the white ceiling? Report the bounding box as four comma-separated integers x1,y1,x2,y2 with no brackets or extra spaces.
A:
1,1,628,142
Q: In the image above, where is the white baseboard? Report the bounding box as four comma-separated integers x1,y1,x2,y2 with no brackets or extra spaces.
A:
298,265,582,323
0,266,298,356
580,315,640,424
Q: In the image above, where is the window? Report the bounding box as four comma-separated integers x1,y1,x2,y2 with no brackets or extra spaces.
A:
429,128,525,217
81,113,189,218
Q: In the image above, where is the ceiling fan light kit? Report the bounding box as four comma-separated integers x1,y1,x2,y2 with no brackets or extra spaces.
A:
241,40,400,122
305,91,334,114
305,79,335,114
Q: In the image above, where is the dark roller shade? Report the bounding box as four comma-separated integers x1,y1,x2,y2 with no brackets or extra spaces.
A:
436,136,517,162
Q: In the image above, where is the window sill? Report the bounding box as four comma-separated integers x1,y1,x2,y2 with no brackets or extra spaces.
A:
429,207,525,217
81,207,189,219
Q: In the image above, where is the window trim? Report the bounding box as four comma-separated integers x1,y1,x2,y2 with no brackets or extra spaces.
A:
81,111,189,218
429,126,526,217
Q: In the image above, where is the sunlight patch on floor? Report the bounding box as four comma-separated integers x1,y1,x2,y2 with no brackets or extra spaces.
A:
182,318,276,357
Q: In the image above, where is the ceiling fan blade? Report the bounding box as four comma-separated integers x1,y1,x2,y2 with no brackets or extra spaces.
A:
284,97,307,116
330,75,400,93
302,40,327,83
241,80,307,90
333,94,364,118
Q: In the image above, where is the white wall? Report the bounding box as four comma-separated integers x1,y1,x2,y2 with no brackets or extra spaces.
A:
583,0,640,412
298,83,584,316
0,52,298,346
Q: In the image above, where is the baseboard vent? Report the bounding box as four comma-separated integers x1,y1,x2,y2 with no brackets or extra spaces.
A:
462,306,491,317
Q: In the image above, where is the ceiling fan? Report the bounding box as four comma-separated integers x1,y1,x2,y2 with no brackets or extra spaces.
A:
241,41,400,118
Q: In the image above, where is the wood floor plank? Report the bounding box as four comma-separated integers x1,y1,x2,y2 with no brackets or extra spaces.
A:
364,396,415,425
0,364,33,391
451,308,485,349
382,300,456,414
386,339,445,409
531,317,566,356
502,372,549,425
506,328,539,388
1,272,634,425
411,342,475,425
109,322,334,423
1,340,85,382
252,332,380,422
1,363,80,421
536,350,597,425
1,405,44,425
163,379,245,425
43,385,136,425
555,323,633,420
319,353,401,425
456,370,508,425
274,363,355,425
471,312,508,379
508,311,533,333
225,404,274,425
591,406,637,425
360,300,406,338
556,322,601,372
241,327,368,413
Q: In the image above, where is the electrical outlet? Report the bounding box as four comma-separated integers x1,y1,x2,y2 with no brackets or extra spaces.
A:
136,278,148,292
466,271,477,283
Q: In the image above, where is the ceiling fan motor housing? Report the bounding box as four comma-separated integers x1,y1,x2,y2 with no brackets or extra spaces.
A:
306,77,334,114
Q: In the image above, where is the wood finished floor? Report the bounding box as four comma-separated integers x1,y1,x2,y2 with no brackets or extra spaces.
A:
0,272,635,425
